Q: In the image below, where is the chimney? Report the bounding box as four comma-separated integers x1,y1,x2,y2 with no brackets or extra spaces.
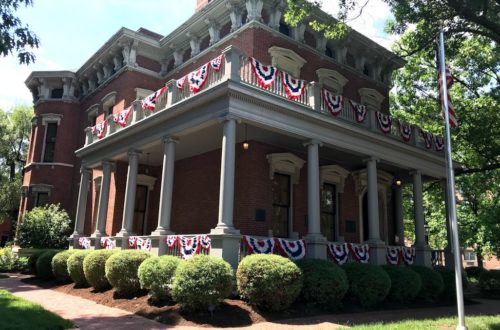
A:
195,0,210,12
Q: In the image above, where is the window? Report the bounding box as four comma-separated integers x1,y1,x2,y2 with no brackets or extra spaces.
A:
132,185,149,235
272,173,290,238
321,183,336,241
464,251,476,261
35,192,49,207
50,88,63,99
43,122,57,162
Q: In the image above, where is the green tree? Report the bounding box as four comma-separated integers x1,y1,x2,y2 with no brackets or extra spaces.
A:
0,0,40,64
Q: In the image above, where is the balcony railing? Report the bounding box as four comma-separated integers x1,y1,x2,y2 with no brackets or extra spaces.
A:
84,46,444,156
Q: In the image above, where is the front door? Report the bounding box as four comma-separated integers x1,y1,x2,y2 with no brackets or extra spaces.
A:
132,185,149,235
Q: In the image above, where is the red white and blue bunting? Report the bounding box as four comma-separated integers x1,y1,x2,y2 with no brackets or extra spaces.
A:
176,75,186,90
92,121,107,139
398,120,412,142
421,130,434,149
78,237,91,249
166,235,178,249
100,237,116,249
250,57,278,89
112,106,132,128
142,86,167,111
431,250,439,265
210,54,224,71
179,236,200,259
276,238,306,260
434,135,445,151
376,111,392,134
199,235,211,251
322,89,343,116
349,243,370,263
128,236,138,248
128,236,151,251
188,63,210,93
386,246,401,265
281,71,307,100
349,101,368,123
401,246,416,265
328,242,349,265
243,235,275,254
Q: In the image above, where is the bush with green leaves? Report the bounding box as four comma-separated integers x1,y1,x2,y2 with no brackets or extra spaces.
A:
67,250,91,287
434,266,469,302
28,249,46,274
51,250,76,283
479,270,500,298
83,249,116,291
17,204,72,249
171,255,233,311
382,265,421,303
36,250,59,279
138,255,180,302
105,250,151,296
237,254,303,312
342,263,391,307
0,247,27,272
296,259,348,310
465,266,486,281
411,265,444,302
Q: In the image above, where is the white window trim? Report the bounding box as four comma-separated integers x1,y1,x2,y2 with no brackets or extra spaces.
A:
40,114,62,163
316,69,348,95
101,91,117,116
267,152,305,185
358,88,385,111
320,165,349,242
86,103,100,122
268,46,307,77
135,88,154,100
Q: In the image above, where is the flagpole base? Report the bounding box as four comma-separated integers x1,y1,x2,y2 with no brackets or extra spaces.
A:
456,325,467,330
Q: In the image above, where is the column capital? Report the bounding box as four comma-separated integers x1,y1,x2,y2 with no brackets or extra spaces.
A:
127,149,142,157
410,169,422,176
80,165,92,175
363,156,379,164
303,139,323,147
101,160,115,169
162,136,179,144
218,114,241,124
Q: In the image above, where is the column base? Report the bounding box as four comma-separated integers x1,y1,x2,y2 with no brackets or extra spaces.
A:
91,231,105,238
414,245,432,267
209,233,242,270
151,228,174,236
366,239,387,265
304,234,327,260
210,225,240,235
68,234,81,249
115,229,131,238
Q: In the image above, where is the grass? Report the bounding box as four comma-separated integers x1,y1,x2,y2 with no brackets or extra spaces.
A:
350,315,500,329
0,289,73,330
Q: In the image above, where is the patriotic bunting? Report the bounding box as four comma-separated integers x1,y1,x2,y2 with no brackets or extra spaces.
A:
421,130,434,149
176,76,186,90
328,242,349,265
376,111,392,134
401,246,416,265
243,235,275,254
166,235,178,249
210,54,224,71
322,89,343,116
92,121,107,139
78,237,91,250
199,235,211,251
179,236,200,259
431,251,439,265
276,238,306,260
134,237,152,251
349,101,368,123
281,71,307,100
128,236,138,249
112,106,132,128
188,63,210,93
142,86,167,111
398,120,412,142
386,246,401,265
349,243,370,263
100,237,116,249
435,136,445,151
250,57,278,89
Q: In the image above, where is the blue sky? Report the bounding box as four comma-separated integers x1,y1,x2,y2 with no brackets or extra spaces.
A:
0,0,395,110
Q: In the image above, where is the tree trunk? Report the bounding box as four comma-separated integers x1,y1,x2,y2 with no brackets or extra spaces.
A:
476,246,484,269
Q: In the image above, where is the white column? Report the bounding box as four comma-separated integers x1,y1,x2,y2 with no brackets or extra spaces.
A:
71,165,91,237
394,184,405,245
153,137,178,235
305,140,322,236
212,115,239,234
412,170,426,247
92,161,113,237
365,157,381,242
117,150,141,236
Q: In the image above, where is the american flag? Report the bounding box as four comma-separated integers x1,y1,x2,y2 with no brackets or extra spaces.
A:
437,49,458,128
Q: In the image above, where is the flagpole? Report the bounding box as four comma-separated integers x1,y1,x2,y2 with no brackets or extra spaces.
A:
438,28,467,330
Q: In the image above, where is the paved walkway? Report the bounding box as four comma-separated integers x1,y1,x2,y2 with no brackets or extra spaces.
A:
1,273,500,330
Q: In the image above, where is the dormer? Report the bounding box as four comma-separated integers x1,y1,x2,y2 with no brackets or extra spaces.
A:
358,88,385,111
316,69,348,94
268,46,306,77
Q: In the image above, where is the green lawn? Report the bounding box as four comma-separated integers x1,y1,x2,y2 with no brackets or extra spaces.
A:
350,315,500,330
0,289,73,330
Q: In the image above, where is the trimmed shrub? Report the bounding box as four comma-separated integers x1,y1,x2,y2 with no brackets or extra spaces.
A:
171,255,233,311
342,263,391,307
28,249,47,274
105,250,151,296
465,266,486,280
67,250,91,287
17,204,72,249
51,250,77,283
434,266,468,302
83,249,116,291
36,250,60,279
0,247,28,273
296,259,348,310
411,265,444,302
138,255,180,302
237,254,303,312
382,265,421,303
479,270,500,298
